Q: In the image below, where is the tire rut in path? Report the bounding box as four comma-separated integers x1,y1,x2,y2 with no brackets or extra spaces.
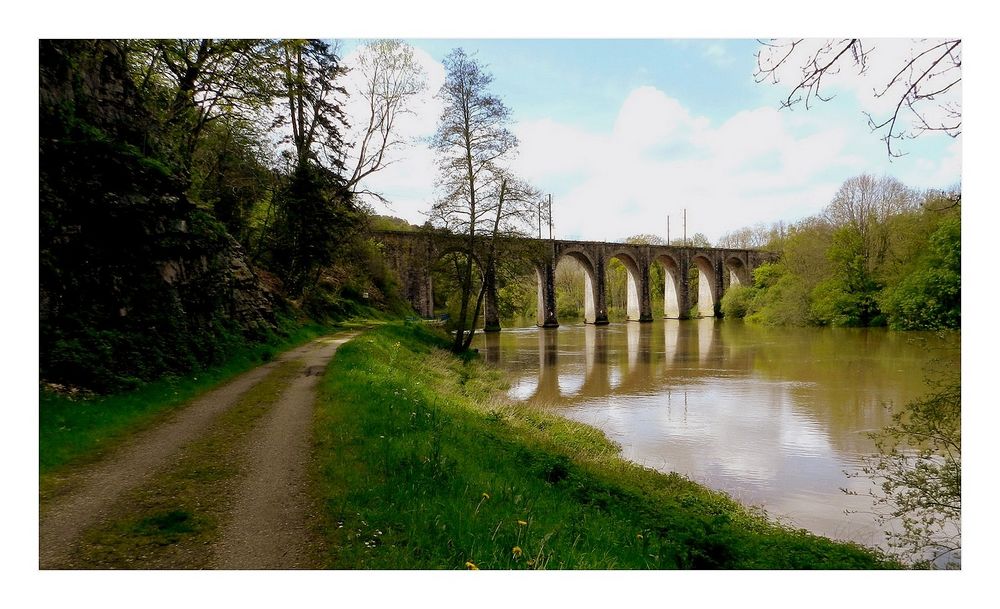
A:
210,333,357,569
39,334,353,569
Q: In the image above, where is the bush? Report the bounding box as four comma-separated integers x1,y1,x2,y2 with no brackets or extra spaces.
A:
721,285,755,319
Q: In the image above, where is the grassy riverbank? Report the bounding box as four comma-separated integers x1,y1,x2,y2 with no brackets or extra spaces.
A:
313,322,893,569
39,315,374,491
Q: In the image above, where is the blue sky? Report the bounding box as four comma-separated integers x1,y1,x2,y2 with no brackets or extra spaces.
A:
340,38,961,243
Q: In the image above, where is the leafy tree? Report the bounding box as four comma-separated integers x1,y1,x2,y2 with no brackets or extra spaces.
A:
188,115,275,244
720,284,755,319
122,39,277,181
267,163,360,296
880,214,960,330
273,39,349,170
266,39,362,297
810,225,883,326
849,369,961,567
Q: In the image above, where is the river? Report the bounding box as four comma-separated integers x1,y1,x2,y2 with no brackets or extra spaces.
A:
474,318,959,552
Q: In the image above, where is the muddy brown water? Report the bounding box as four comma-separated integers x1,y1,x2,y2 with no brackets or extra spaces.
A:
475,318,959,553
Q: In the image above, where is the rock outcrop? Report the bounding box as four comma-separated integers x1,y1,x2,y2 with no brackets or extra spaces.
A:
40,40,278,391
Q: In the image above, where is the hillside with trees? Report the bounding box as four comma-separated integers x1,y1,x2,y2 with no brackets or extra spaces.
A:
39,39,416,393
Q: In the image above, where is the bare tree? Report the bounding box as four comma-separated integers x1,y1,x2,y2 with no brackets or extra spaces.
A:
824,174,916,273
429,48,532,352
344,40,427,201
755,38,961,156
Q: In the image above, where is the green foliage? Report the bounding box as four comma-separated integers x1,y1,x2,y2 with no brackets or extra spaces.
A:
809,226,883,327
313,323,892,569
851,368,961,567
370,215,417,231
267,162,363,296
744,263,813,326
880,216,960,330
736,176,959,331
720,284,755,319
496,275,536,321
188,117,275,244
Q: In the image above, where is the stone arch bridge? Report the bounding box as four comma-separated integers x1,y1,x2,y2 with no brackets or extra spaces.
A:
373,229,777,331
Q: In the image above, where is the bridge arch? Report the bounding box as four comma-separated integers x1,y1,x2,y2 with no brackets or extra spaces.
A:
725,254,751,287
691,253,719,318
606,248,644,321
653,252,685,319
554,248,601,324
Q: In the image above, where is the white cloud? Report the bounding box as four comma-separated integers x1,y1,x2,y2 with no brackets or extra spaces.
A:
341,49,959,241
513,87,862,241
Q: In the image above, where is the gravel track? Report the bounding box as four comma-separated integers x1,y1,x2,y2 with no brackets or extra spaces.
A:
210,334,355,569
39,333,356,569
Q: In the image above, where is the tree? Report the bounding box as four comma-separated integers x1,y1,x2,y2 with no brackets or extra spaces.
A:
848,368,961,567
345,39,427,201
429,48,530,352
755,38,961,156
267,39,361,296
121,39,278,181
880,213,960,330
824,174,915,275
273,39,350,170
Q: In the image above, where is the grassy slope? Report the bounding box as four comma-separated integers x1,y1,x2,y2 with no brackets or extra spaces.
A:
313,322,894,569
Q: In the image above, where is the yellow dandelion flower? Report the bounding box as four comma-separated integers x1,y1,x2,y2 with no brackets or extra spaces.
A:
636,533,644,540
526,559,535,566
512,546,523,558
481,492,490,500
465,561,478,570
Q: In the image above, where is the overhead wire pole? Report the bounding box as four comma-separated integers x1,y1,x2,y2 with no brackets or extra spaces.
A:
548,194,553,240
667,214,670,245
683,208,687,246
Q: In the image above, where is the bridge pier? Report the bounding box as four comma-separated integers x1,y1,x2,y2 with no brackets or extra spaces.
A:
638,256,653,322
537,258,559,328
592,252,609,325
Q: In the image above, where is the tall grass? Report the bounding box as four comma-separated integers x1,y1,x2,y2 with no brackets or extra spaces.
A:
313,322,892,569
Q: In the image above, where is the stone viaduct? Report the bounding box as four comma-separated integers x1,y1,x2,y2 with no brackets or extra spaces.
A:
373,229,777,331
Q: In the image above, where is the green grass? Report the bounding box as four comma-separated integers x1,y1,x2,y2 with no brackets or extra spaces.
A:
39,315,377,494
68,360,304,569
312,322,895,569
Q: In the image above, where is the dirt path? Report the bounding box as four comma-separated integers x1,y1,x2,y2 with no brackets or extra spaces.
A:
39,332,356,569
210,334,355,569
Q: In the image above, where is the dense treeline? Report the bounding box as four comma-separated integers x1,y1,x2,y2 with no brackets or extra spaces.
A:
722,175,960,330
40,39,405,392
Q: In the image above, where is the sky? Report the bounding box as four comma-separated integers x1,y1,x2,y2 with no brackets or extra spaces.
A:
339,38,961,244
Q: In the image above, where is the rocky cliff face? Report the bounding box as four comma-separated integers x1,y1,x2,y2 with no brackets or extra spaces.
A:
40,40,278,391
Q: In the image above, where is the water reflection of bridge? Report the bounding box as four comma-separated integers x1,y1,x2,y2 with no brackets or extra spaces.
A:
484,319,734,404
